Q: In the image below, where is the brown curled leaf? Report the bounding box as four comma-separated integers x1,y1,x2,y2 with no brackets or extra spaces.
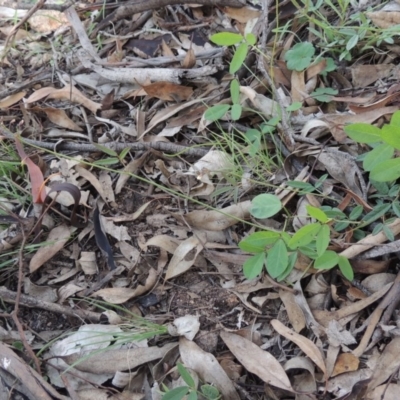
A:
14,136,46,204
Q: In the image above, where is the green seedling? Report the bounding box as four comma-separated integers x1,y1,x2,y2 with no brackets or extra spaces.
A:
161,363,221,400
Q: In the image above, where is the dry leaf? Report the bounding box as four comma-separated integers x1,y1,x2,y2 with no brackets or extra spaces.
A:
271,319,327,378
220,330,293,392
29,225,76,273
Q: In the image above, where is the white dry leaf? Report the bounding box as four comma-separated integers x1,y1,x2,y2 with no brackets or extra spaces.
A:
317,151,366,199
58,282,85,303
173,200,251,231
78,251,98,275
220,331,293,392
326,320,357,347
75,165,111,203
29,225,76,273
63,342,177,374
24,278,58,303
165,235,205,280
115,152,150,194
144,234,181,253
118,241,140,265
326,369,372,397
100,216,130,241
187,150,233,180
168,315,200,340
271,319,327,379
367,337,400,392
240,86,281,119
92,267,158,304
179,337,241,400
46,325,123,390
366,384,400,400
292,196,313,231
98,170,115,203
279,289,306,333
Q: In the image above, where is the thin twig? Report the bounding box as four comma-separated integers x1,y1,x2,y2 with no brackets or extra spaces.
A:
10,229,42,373
0,125,209,157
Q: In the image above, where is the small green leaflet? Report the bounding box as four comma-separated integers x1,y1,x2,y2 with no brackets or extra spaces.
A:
230,79,240,104
201,385,220,399
266,239,288,279
177,363,195,389
314,250,339,270
243,252,265,279
381,125,400,150
230,43,248,74
310,87,338,102
187,391,198,400
92,143,118,157
344,123,381,144
204,104,230,121
390,110,400,127
349,205,363,220
210,32,243,46
338,256,354,281
162,386,190,400
288,223,321,249
362,203,391,226
306,205,329,223
231,104,242,121
245,33,257,46
370,158,400,181
316,224,330,257
363,143,394,172
383,224,395,241
238,231,280,253
284,42,315,71
346,34,359,51
250,194,282,219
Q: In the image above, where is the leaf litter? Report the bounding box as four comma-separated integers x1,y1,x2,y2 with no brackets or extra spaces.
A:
2,0,400,399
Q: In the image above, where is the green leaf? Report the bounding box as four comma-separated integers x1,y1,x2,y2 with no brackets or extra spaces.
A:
201,385,220,399
204,104,230,121
288,223,321,249
177,363,195,389
310,87,338,102
266,239,288,279
230,43,248,74
230,79,240,104
239,231,280,252
370,158,400,182
344,123,381,144
245,33,257,46
250,194,282,219
372,223,383,236
231,104,242,121
119,147,130,159
243,252,265,279
277,252,297,281
306,205,329,223
187,391,198,400
349,205,363,220
338,256,354,281
314,250,339,270
381,125,400,150
286,181,315,191
383,224,395,241
390,110,400,127
363,143,394,172
286,102,303,111
162,386,190,400
93,157,120,166
92,143,118,156
284,42,315,71
392,201,400,218
362,203,391,225
210,32,243,46
316,224,330,257
346,34,359,51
